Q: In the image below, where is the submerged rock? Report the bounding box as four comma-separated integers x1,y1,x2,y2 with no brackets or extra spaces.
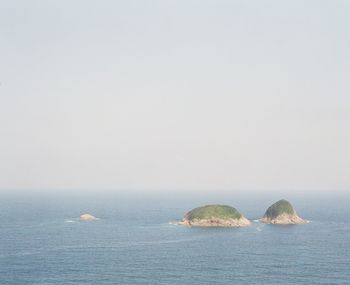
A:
261,199,305,225
79,214,97,221
178,204,250,227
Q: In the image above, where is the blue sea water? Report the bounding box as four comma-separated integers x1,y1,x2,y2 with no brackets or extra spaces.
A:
0,192,349,285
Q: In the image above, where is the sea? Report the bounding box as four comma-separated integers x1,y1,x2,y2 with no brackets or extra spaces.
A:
0,191,349,285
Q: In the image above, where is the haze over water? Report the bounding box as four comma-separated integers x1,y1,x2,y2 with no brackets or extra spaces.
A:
1,0,350,193
1,1,350,284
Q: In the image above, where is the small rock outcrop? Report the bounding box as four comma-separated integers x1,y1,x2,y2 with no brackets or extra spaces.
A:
79,214,97,221
261,199,305,224
178,204,250,227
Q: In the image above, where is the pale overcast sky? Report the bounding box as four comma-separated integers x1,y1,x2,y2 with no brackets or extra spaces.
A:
0,0,349,193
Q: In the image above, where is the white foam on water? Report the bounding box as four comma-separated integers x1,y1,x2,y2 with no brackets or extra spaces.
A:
65,220,76,223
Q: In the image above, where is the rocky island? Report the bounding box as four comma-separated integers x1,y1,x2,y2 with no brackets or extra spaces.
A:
178,204,251,227
79,214,97,221
261,199,305,224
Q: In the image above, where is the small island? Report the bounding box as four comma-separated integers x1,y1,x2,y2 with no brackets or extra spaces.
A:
80,214,97,221
261,199,305,224
178,204,251,227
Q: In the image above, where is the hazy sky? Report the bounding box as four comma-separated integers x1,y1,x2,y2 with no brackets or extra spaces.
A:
1,0,349,193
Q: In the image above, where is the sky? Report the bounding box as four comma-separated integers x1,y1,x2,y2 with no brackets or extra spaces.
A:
0,0,349,193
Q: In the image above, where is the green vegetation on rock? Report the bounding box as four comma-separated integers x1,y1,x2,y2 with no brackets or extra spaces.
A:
264,199,295,218
185,205,242,220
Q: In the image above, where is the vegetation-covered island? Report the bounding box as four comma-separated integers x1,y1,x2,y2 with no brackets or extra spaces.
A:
261,199,305,225
178,204,251,227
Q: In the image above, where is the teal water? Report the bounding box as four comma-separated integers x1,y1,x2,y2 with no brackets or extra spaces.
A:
0,192,349,284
